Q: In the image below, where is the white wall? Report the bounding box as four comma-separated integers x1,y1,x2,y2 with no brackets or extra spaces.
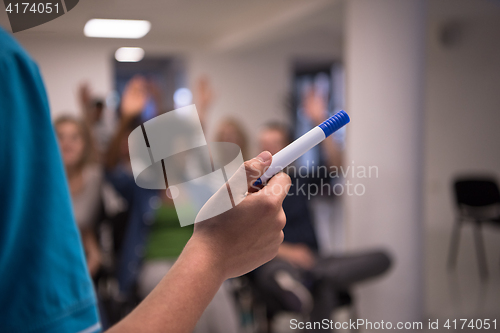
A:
14,35,190,119
16,36,114,118
15,30,341,137
344,0,426,324
188,31,342,153
424,6,500,319
343,0,500,325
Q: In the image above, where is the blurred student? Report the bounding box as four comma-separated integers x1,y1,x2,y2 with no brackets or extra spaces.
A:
105,112,156,305
137,190,241,333
107,79,242,332
139,117,250,333
55,115,127,329
0,27,290,333
214,118,249,160
79,83,115,155
194,75,214,130
54,116,102,277
88,99,110,153
252,90,392,329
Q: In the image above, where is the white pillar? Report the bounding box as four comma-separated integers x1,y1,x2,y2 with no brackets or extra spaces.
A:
345,0,425,324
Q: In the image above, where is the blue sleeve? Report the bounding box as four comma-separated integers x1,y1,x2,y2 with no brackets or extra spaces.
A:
0,28,100,333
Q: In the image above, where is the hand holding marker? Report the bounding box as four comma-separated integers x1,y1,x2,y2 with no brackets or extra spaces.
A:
254,110,350,186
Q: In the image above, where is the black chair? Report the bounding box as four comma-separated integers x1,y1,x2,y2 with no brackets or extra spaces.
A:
239,276,353,333
448,177,500,279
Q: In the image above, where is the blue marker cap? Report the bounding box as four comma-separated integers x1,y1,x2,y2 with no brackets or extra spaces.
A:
318,110,350,137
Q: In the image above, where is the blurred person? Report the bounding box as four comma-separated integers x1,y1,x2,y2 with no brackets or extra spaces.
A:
103,77,186,300
302,84,342,168
79,83,116,155
260,87,344,273
251,90,392,331
194,75,214,129
54,115,102,277
104,106,156,307
214,117,250,160
55,115,126,329
109,78,242,332
0,27,290,333
103,77,167,307
137,190,242,333
88,99,110,153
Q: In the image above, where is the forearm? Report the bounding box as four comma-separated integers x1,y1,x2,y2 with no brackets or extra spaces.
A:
106,152,289,333
106,239,225,333
81,229,101,276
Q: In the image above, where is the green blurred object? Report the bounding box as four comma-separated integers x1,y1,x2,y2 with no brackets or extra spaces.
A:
145,204,193,260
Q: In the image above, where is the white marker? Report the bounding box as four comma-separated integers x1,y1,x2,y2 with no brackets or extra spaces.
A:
254,110,350,186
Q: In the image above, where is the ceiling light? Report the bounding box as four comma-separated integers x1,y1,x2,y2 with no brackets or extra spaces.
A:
84,19,151,39
115,47,145,62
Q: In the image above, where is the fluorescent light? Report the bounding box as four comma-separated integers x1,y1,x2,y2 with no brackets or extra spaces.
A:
84,19,151,39
115,47,145,62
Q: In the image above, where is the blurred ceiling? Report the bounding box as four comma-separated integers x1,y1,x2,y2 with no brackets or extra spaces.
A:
0,0,343,51
1,0,499,53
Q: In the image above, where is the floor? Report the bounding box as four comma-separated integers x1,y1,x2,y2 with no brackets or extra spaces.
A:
423,224,500,332
267,223,500,332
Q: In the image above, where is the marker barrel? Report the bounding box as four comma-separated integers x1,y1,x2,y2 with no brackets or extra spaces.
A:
258,127,325,184
255,110,350,186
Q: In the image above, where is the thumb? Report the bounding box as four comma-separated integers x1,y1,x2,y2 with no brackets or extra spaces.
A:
243,151,272,190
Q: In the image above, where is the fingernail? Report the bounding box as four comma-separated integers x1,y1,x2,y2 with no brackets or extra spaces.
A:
256,151,272,163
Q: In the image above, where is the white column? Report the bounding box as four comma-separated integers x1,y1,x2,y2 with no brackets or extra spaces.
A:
345,0,425,325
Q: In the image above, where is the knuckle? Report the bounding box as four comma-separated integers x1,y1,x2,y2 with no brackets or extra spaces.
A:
279,230,284,244
244,160,261,178
260,197,275,212
277,210,287,230
276,172,291,185
268,183,282,196
282,172,292,184
267,173,291,196
270,194,283,208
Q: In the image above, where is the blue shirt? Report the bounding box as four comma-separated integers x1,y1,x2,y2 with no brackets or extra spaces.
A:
0,28,100,333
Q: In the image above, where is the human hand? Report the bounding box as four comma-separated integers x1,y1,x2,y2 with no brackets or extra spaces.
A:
121,76,148,119
107,152,289,332
194,76,214,125
81,229,102,277
78,82,92,110
278,243,316,270
87,252,101,277
186,151,291,281
303,87,327,126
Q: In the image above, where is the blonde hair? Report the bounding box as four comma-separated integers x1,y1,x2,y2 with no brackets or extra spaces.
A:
54,115,97,170
215,118,249,160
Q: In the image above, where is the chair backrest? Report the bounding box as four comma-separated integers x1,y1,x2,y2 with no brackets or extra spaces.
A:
454,178,500,207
